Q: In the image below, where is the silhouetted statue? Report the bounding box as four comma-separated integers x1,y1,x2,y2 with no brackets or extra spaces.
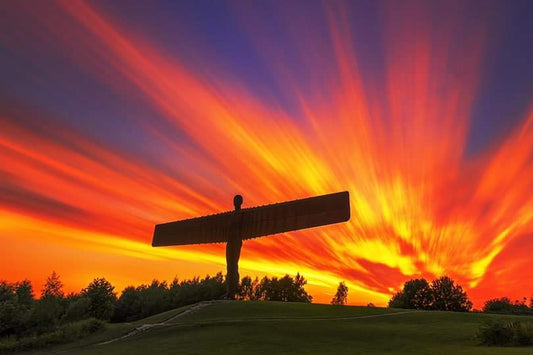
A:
226,195,243,299
152,191,350,299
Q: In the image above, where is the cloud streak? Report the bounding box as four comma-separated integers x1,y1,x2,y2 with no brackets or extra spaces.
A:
1,0,531,306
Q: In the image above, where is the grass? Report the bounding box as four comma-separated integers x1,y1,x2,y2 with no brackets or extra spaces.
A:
30,301,533,354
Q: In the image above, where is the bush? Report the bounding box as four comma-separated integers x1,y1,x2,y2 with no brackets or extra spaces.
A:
483,297,533,316
483,297,514,313
0,318,105,352
477,320,533,346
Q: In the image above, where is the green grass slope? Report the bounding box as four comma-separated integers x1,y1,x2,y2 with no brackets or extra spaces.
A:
36,301,533,354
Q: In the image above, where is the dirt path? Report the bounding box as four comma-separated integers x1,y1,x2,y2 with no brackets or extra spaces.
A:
98,301,213,345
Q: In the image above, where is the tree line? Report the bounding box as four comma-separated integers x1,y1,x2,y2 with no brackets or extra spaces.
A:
2,271,531,344
387,276,533,315
0,271,312,339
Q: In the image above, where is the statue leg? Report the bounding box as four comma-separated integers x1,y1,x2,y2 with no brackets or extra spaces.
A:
225,238,242,299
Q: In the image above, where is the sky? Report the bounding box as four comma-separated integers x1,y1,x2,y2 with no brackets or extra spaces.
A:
1,0,532,307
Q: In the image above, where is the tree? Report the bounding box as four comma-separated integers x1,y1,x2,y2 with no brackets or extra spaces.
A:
112,286,142,322
14,280,34,334
0,281,17,335
255,274,312,302
137,280,170,318
62,296,91,322
430,276,472,312
41,271,64,299
483,297,513,313
34,273,65,331
331,281,348,305
388,276,472,312
238,276,255,301
15,280,34,308
291,273,313,303
388,278,433,310
82,278,116,320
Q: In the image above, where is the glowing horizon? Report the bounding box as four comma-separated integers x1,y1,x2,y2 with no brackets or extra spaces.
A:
1,0,531,307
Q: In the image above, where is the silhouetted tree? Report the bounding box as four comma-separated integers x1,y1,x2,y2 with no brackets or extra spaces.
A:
388,276,471,311
293,273,313,303
388,278,433,310
112,286,141,322
112,273,226,322
431,276,472,312
331,281,348,305
62,295,91,322
15,280,35,308
238,276,255,301
194,273,225,302
138,280,170,318
41,271,64,299
483,297,533,315
2,272,316,333
0,281,18,336
514,297,529,311
0,280,35,332
34,273,65,332
255,274,312,302
82,278,116,320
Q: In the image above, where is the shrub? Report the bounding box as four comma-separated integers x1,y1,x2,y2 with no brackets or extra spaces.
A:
483,297,514,313
477,320,533,346
0,318,105,352
483,297,533,316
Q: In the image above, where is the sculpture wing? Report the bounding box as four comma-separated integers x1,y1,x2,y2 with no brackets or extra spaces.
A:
152,211,233,246
240,191,350,240
152,191,350,246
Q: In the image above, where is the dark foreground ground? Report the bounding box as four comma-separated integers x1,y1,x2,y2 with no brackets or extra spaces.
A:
31,301,532,354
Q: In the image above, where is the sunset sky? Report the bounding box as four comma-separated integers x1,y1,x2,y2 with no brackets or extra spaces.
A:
1,0,532,307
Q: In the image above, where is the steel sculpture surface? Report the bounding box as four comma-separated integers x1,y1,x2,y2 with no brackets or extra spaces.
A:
152,191,350,299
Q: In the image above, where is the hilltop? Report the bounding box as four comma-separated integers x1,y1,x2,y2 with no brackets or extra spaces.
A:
33,301,533,354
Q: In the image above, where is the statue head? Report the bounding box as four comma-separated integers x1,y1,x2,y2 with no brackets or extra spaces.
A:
233,194,243,210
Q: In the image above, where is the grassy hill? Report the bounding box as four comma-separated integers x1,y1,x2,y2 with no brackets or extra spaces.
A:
35,301,532,354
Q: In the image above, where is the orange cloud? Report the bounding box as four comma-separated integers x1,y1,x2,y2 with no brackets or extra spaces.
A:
1,1,531,307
